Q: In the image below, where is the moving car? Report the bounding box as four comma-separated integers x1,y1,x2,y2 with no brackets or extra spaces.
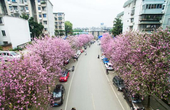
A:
59,70,69,82
51,84,65,107
102,57,109,64
123,88,145,110
105,63,114,71
0,51,21,61
112,76,124,91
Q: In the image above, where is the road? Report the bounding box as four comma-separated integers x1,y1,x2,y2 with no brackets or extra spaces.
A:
50,42,130,110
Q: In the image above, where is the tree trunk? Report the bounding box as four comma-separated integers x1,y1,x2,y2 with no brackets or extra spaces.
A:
147,95,151,108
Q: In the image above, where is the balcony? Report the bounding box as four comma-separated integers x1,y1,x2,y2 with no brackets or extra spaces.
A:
140,9,164,15
139,15,162,24
41,1,46,7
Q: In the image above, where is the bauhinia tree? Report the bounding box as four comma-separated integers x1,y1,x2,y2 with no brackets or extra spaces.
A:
101,28,170,107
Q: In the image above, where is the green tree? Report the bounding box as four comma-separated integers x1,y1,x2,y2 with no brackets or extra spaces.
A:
65,21,73,36
20,13,29,20
112,18,122,36
73,29,83,32
20,14,44,40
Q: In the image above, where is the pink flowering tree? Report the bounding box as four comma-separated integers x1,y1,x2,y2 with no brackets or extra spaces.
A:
101,29,170,107
0,56,49,110
27,37,74,74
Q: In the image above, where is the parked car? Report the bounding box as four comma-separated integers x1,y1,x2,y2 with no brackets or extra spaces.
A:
101,55,105,60
123,88,145,110
51,84,65,107
0,51,21,61
76,50,81,57
105,63,114,71
112,76,124,91
59,70,69,82
102,57,109,64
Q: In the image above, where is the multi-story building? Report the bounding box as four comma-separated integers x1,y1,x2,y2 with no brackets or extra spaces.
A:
0,0,54,36
162,0,170,29
122,0,168,33
54,12,65,36
0,15,31,49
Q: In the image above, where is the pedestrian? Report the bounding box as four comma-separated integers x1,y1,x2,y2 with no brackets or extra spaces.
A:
85,50,87,55
98,55,100,59
106,69,109,75
71,107,76,110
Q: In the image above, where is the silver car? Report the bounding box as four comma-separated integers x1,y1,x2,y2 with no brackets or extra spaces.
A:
0,51,21,61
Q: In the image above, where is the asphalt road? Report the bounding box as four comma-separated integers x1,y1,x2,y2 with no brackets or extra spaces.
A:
50,42,130,110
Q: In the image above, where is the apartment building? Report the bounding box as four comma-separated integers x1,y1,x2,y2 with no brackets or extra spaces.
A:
0,0,54,36
54,12,65,36
122,0,167,33
0,15,31,49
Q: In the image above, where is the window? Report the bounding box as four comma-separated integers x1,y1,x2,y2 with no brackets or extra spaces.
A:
38,0,40,2
9,6,12,11
8,0,10,1
44,28,47,31
3,41,8,45
55,22,57,25
42,7,46,11
39,14,42,18
58,17,62,20
25,6,28,10
2,30,6,36
20,0,24,3
0,17,2,23
43,21,47,24
13,6,18,10
12,0,16,2
43,14,46,18
55,18,57,20
38,7,41,10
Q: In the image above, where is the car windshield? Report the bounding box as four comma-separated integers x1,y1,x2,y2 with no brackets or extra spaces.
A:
118,81,124,85
62,74,67,77
53,91,62,98
132,95,142,103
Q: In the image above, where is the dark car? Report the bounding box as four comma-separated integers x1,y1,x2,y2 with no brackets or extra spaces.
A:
112,76,124,91
59,70,69,82
51,84,65,107
123,88,145,110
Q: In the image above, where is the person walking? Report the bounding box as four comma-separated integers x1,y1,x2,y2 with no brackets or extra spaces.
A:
84,50,87,55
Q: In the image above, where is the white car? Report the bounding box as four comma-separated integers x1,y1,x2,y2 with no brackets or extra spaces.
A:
76,50,81,57
105,63,114,71
0,51,21,61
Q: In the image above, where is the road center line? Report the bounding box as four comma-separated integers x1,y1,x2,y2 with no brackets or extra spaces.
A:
99,48,125,110
64,58,80,110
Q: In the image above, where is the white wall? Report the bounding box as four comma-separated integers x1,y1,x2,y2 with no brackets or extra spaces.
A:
123,3,132,32
47,0,54,36
0,16,31,48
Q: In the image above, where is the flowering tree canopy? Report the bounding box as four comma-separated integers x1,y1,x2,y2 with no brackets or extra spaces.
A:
101,28,170,104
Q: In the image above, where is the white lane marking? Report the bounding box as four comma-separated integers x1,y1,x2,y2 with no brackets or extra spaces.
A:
99,50,125,110
91,93,96,110
64,60,80,110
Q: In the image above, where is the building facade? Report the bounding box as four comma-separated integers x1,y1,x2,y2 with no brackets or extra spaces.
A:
122,0,168,33
0,15,31,49
54,12,65,36
0,0,54,36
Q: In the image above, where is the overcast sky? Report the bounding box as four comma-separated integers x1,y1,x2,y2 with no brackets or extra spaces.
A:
50,0,126,28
